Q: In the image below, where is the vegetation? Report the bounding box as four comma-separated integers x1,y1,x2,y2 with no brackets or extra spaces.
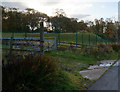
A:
45,43,119,71
2,4,120,91
2,6,120,39
2,54,91,91
2,40,119,91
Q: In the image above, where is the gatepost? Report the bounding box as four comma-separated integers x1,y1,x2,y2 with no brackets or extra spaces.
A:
40,22,44,55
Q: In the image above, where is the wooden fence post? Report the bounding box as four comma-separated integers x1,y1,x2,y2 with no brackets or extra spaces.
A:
89,32,90,46
58,31,60,46
9,37,13,56
82,32,84,48
25,31,27,39
76,32,77,47
96,34,98,45
48,41,50,51
54,37,57,50
40,22,44,55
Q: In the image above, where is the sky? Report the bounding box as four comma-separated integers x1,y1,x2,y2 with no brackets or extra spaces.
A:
0,0,119,21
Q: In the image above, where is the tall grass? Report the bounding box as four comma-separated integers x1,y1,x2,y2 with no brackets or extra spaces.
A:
2,53,91,91
3,54,59,91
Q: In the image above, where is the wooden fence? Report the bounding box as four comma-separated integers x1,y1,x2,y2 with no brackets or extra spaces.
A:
1,37,57,56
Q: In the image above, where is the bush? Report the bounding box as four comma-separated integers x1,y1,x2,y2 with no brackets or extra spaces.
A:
3,53,89,91
79,43,117,60
110,44,120,52
98,43,114,53
2,54,59,91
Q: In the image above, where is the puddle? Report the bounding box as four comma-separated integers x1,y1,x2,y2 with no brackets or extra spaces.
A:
99,63,113,67
88,62,113,70
88,60,116,69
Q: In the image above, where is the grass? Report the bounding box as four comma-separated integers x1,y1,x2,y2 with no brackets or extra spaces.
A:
45,45,119,71
2,32,119,90
45,50,98,71
46,50,97,65
2,53,91,91
2,43,119,91
47,70,90,90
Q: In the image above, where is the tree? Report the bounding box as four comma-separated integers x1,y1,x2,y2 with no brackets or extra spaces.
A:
51,16,81,33
99,18,105,33
2,6,49,32
54,9,66,17
25,8,49,32
51,9,88,33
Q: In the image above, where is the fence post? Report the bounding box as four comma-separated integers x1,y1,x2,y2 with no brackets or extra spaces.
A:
82,32,84,48
101,38,103,44
107,38,109,44
96,34,97,45
58,31,60,46
54,37,57,50
48,41,50,51
9,37,13,56
76,32,77,47
106,37,108,44
12,32,14,38
89,32,90,46
25,31,27,39
105,38,107,44
40,22,44,55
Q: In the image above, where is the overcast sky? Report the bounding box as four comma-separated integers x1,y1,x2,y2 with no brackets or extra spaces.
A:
0,0,119,21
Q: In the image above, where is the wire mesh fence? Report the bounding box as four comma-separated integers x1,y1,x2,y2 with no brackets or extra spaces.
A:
2,32,118,47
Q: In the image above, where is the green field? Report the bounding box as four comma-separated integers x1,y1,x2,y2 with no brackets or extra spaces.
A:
2,32,114,46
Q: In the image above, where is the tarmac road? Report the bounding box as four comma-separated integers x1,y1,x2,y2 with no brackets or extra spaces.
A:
88,59,120,90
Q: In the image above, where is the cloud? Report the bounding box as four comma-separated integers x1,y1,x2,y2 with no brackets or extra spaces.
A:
1,0,118,3
0,1,93,20
27,0,62,6
43,2,60,6
70,14,90,19
56,0,118,3
42,0,61,6
100,5,105,8
0,0,118,21
1,2,27,10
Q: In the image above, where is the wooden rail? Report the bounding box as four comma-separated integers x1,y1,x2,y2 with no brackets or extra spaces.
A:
2,37,57,56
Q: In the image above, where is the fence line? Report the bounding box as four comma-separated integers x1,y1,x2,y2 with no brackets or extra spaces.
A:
58,41,97,48
2,32,118,48
1,37,57,56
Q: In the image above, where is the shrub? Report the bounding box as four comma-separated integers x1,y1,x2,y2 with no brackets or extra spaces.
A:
110,44,120,52
98,43,114,53
2,54,59,91
79,43,117,60
3,53,88,91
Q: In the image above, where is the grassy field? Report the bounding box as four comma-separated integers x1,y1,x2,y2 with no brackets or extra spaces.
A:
2,32,114,46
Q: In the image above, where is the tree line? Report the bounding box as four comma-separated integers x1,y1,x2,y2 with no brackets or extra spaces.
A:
1,6,120,39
